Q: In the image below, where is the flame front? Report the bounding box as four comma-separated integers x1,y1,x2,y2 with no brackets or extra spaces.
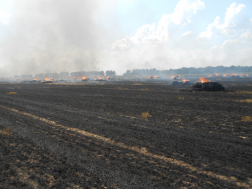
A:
230,73,238,77
82,76,88,80
199,77,211,83
215,73,220,76
153,75,158,79
44,77,51,81
182,79,189,83
223,74,227,77
240,74,249,77
171,75,181,80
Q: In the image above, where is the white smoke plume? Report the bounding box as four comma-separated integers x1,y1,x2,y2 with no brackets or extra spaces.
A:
0,0,120,76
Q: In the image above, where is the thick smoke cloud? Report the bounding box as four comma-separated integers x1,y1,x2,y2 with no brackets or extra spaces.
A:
0,0,118,76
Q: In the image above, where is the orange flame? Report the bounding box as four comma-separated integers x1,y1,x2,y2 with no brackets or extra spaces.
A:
135,75,138,78
199,77,211,83
240,74,249,77
230,73,238,77
215,73,220,76
82,76,88,80
148,76,152,79
208,74,213,77
104,76,110,79
170,75,181,80
182,79,189,83
97,76,102,80
153,75,158,79
44,77,51,81
223,74,227,77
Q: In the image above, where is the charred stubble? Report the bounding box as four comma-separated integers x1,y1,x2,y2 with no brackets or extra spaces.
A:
0,81,252,188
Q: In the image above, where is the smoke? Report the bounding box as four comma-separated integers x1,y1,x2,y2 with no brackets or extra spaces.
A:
1,0,252,77
0,0,119,76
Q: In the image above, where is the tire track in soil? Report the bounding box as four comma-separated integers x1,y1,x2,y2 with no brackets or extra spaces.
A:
0,104,251,188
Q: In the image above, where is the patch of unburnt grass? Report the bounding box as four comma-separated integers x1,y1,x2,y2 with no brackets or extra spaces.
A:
142,112,151,118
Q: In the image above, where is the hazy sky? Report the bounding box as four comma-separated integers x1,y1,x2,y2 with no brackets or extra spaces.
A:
0,0,252,76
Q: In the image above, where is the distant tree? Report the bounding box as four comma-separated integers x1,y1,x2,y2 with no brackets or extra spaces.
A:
106,70,116,77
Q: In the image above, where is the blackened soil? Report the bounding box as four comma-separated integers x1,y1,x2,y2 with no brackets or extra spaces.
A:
0,80,252,188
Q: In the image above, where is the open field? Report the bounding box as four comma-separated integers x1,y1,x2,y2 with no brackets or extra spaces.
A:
0,80,252,188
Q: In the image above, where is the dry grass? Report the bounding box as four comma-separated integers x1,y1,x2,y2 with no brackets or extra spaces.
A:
142,112,151,118
171,118,182,122
134,83,142,85
140,88,148,91
241,116,252,122
118,87,128,90
236,91,252,95
7,92,17,95
0,127,12,136
178,96,185,100
236,99,252,103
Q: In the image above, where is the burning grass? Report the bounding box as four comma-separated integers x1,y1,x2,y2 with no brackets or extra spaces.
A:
199,77,211,83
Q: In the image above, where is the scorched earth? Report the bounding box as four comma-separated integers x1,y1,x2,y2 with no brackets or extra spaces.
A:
0,80,252,188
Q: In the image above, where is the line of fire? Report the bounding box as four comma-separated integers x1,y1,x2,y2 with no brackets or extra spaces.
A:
0,67,251,91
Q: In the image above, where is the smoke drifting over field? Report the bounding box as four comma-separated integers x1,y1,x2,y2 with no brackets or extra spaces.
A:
0,0,252,76
0,0,119,76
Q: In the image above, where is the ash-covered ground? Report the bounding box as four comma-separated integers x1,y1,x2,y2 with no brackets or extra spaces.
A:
0,79,252,188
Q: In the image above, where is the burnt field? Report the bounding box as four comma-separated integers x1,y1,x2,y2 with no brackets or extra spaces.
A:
0,80,252,188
